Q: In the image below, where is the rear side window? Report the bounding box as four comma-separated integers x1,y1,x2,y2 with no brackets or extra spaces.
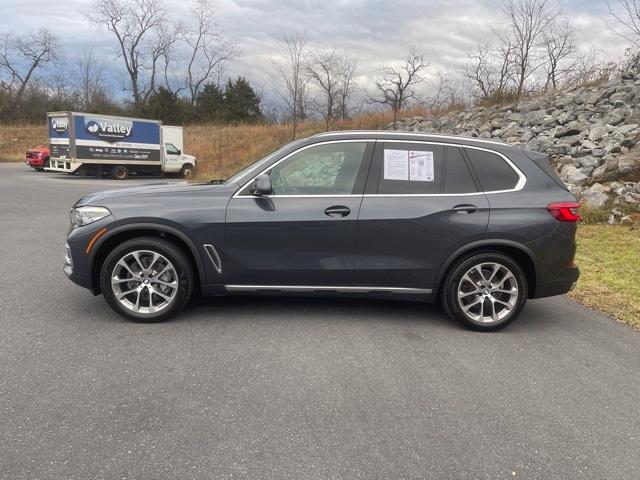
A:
378,143,444,194
443,147,477,194
465,148,519,192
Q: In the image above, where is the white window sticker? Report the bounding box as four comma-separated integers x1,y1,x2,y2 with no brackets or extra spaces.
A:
409,151,434,181
383,149,409,180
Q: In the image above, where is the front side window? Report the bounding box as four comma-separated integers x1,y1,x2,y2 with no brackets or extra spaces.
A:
165,143,179,155
268,142,368,195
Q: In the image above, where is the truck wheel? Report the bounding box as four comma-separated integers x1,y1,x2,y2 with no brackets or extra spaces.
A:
180,164,194,178
99,237,195,322
113,165,129,180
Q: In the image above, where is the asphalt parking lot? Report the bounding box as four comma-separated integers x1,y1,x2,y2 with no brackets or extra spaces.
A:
0,162,639,479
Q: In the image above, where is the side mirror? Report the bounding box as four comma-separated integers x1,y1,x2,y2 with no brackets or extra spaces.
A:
176,149,181,155
251,173,273,196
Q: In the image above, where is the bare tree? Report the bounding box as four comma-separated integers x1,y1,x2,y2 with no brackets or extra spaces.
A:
74,50,107,110
369,48,428,129
499,0,557,98
307,49,358,129
335,56,357,121
542,16,577,90
183,0,237,104
606,0,640,47
466,40,515,101
87,0,178,107
0,29,58,104
272,31,310,139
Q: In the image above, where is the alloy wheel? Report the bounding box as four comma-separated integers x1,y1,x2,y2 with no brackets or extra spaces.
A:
457,262,519,324
111,250,178,314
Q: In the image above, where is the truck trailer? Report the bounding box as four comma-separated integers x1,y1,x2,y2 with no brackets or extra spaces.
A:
45,112,197,179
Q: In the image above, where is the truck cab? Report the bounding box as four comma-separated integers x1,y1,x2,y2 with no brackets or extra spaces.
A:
163,142,197,178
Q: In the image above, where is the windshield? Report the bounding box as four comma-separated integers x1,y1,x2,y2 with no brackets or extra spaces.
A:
224,140,303,185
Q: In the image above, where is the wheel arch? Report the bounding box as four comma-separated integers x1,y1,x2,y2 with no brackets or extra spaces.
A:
435,240,538,299
89,223,206,294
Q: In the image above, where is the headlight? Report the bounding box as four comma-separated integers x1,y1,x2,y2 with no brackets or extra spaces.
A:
70,206,111,228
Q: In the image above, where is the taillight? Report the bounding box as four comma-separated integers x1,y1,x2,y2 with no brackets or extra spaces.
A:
547,202,580,222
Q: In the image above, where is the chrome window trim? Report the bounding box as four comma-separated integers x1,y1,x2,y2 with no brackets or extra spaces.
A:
232,139,375,199
232,139,526,199
225,284,432,294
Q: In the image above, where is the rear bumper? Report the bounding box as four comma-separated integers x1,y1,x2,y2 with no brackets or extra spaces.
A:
533,265,580,298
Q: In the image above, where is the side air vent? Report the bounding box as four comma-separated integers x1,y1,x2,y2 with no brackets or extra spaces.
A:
203,244,222,274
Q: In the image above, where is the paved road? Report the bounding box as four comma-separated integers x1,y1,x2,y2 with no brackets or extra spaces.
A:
0,162,638,480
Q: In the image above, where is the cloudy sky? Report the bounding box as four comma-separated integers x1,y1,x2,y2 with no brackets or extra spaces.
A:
0,0,624,106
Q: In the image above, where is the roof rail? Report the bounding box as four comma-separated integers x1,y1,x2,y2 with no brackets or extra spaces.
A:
309,130,510,147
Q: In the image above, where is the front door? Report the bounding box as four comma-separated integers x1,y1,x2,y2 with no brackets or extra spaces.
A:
355,141,490,289
225,141,373,286
163,143,182,173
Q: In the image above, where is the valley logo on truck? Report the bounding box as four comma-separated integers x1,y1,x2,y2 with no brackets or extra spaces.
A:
84,117,133,143
50,118,68,135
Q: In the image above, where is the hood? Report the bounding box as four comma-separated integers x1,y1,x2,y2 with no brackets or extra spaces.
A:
75,181,232,207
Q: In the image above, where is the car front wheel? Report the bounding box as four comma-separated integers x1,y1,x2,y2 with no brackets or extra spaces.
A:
99,237,194,322
442,252,528,331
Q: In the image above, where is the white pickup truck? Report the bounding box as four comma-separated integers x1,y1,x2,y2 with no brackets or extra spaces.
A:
45,112,197,179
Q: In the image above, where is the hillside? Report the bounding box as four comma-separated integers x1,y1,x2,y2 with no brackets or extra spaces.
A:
392,73,640,220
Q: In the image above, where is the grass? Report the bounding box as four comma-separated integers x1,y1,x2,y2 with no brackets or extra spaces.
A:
569,224,640,329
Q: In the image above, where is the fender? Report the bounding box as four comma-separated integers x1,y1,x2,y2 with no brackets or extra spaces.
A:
88,222,208,288
433,239,539,294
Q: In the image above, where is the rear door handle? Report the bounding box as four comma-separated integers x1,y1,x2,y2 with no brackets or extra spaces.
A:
324,205,351,217
452,204,478,214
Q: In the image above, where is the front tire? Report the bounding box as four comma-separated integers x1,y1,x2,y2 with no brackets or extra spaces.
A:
180,164,194,178
99,237,194,322
441,252,528,331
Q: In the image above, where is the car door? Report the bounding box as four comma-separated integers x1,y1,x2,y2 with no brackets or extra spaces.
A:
354,141,490,290
225,140,374,287
163,143,182,173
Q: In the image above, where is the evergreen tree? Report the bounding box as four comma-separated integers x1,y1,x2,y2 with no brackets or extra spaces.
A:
195,83,226,122
144,87,184,124
223,77,262,123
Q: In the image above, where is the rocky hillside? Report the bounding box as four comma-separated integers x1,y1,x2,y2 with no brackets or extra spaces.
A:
390,72,640,221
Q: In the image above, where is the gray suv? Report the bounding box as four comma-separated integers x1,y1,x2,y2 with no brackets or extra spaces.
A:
64,131,580,331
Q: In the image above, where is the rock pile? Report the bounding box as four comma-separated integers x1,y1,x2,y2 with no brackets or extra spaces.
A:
389,72,640,219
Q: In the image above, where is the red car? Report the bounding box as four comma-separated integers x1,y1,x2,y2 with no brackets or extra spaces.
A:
26,145,50,171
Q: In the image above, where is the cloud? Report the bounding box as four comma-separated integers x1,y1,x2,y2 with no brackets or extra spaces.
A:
0,0,625,105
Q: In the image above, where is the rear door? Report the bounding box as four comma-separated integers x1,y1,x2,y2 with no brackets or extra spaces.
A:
354,141,490,290
225,140,374,286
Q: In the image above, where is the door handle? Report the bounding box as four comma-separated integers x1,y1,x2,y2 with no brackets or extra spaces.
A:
452,204,478,214
324,205,351,217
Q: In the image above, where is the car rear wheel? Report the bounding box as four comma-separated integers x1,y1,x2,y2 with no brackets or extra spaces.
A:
99,237,194,322
441,252,527,331
112,165,129,180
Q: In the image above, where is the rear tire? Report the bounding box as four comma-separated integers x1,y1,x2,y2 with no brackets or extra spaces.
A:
112,165,129,180
441,252,528,331
99,237,194,323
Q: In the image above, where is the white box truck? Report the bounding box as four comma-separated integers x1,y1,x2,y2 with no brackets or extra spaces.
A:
45,112,197,179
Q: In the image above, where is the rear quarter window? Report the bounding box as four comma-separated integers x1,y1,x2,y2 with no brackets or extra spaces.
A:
465,148,519,192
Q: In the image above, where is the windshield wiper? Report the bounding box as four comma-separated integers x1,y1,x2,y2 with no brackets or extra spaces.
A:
209,179,226,184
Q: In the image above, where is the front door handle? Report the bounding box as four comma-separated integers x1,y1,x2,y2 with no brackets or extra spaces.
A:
324,205,351,217
452,204,478,214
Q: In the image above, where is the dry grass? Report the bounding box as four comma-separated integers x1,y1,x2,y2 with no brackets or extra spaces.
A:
568,224,640,329
0,123,48,161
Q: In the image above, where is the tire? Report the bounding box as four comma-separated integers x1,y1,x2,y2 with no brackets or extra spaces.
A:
99,237,195,323
112,165,129,180
441,251,528,332
180,164,194,178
